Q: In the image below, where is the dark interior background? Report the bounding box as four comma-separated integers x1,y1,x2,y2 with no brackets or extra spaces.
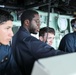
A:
0,0,76,15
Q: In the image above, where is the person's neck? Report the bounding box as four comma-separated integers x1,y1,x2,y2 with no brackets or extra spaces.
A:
0,43,1,45
23,26,30,34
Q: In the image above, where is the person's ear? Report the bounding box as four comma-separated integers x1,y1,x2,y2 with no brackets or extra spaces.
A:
24,19,30,26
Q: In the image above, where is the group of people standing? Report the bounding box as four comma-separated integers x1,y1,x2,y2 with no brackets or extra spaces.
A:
39,18,76,53
0,9,75,75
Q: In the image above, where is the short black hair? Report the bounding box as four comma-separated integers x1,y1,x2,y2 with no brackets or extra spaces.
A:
71,18,76,24
70,19,76,28
39,27,55,37
21,10,39,26
0,9,13,24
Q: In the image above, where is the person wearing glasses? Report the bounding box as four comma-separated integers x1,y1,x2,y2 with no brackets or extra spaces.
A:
12,10,65,75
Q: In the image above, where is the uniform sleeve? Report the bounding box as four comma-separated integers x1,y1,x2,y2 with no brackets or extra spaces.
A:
58,34,75,53
58,36,66,52
24,36,66,59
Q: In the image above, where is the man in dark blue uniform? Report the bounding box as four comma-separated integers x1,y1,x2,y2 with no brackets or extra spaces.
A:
0,9,21,75
12,10,65,75
58,19,76,53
